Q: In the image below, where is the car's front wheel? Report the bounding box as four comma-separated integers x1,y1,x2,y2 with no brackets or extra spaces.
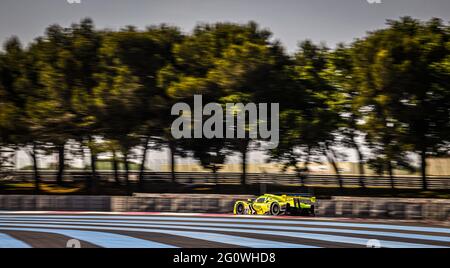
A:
270,202,281,216
235,203,245,215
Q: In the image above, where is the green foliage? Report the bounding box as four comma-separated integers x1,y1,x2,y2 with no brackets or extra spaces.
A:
351,17,450,182
0,17,448,190
269,41,342,173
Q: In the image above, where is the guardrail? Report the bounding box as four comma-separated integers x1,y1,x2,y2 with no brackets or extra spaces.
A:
1,170,450,189
0,194,449,221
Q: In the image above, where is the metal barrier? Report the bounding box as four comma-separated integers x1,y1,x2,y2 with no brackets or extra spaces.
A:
0,194,449,221
1,170,450,189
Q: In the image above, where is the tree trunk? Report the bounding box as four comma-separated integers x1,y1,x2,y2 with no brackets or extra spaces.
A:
138,136,150,186
420,149,428,191
56,142,65,186
387,161,395,189
295,165,304,187
304,146,311,172
213,166,219,185
301,146,312,187
88,138,97,193
241,146,248,186
123,151,130,193
325,144,343,188
112,149,120,185
352,137,365,188
80,145,87,171
29,143,40,193
168,141,176,184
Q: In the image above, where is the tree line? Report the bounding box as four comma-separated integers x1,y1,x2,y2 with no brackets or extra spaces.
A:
0,17,449,192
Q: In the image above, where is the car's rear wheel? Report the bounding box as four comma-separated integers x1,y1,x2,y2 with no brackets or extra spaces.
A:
285,203,291,215
309,205,315,216
270,202,281,216
236,203,245,215
300,207,315,216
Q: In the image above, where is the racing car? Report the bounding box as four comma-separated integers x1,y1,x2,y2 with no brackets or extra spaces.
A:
233,193,316,216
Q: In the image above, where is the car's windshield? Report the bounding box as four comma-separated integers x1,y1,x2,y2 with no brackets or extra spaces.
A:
255,197,266,203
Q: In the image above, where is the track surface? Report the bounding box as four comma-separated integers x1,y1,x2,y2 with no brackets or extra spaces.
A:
0,212,448,248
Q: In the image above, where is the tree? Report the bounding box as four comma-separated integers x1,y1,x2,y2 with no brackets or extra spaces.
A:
63,18,102,191
270,41,343,187
0,37,46,192
185,138,229,184
211,40,289,185
326,44,367,187
1,17,448,193
0,41,26,187
18,19,102,190
159,22,282,185
99,26,183,186
0,42,24,166
28,25,78,186
94,46,142,190
351,17,450,189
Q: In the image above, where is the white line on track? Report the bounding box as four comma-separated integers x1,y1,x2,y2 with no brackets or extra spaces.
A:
0,224,313,248
0,221,443,248
2,228,176,248
2,218,448,243
1,214,448,234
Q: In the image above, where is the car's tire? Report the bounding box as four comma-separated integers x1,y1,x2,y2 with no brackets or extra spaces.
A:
309,205,315,216
270,202,281,216
301,208,311,216
235,203,245,215
285,203,291,215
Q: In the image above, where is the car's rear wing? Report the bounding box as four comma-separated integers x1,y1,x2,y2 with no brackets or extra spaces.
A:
275,193,316,203
274,193,314,197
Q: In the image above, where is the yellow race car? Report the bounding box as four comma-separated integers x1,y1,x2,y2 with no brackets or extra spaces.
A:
233,193,316,216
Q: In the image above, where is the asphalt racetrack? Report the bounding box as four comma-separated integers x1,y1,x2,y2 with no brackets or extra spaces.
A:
0,212,448,248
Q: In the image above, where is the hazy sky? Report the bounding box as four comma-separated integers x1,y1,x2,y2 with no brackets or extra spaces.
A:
1,0,450,52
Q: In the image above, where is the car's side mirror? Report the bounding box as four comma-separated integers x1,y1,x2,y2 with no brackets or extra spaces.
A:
247,199,252,202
